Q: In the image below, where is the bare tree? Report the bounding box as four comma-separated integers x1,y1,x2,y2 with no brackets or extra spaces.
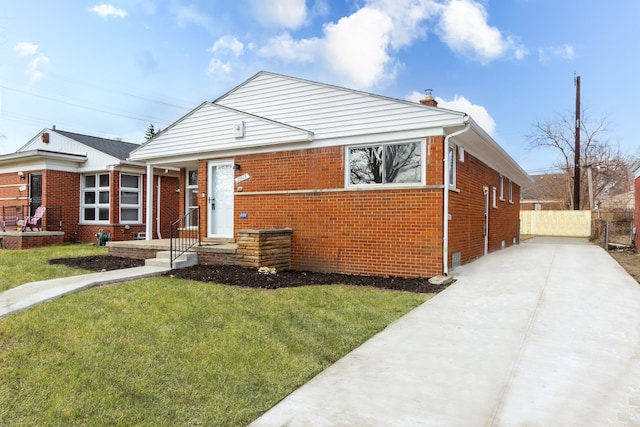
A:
527,110,634,210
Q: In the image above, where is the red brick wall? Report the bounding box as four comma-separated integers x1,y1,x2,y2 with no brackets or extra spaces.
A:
43,170,80,238
449,152,521,266
0,171,30,213
195,136,521,278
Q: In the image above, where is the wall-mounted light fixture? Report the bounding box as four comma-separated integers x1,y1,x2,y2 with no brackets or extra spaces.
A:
232,163,241,170
18,171,25,179
202,192,206,198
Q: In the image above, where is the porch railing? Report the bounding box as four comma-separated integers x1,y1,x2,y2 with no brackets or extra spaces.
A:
1,205,62,231
169,207,200,269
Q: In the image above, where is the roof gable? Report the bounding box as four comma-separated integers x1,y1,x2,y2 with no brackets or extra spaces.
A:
130,102,315,161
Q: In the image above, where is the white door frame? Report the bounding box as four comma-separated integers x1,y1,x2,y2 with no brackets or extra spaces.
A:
207,160,235,238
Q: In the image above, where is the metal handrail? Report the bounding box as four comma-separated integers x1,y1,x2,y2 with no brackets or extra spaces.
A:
169,207,200,269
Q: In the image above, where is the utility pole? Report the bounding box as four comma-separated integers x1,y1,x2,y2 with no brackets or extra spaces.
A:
573,74,581,210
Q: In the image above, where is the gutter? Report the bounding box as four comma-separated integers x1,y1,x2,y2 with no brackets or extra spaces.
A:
443,116,471,276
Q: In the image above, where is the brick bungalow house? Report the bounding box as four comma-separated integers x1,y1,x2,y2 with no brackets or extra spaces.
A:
129,71,530,277
0,128,179,247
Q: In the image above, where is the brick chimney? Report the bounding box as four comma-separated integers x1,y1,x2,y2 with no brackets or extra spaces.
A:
419,89,438,107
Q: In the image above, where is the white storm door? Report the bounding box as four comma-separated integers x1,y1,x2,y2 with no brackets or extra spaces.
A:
207,161,234,238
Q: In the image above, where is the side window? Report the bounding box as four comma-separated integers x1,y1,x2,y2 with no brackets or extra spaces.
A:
499,176,504,200
448,144,456,188
508,180,513,203
492,187,497,208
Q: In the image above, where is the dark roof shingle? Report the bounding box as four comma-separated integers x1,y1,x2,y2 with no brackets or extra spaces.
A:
56,130,139,160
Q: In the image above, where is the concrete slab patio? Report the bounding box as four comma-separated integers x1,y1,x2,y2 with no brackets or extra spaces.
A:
250,238,640,426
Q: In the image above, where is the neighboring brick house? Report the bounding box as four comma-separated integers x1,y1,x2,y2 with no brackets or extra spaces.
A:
521,173,570,210
129,71,530,277
0,128,179,243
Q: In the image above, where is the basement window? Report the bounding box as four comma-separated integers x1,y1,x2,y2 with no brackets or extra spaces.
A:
348,141,422,186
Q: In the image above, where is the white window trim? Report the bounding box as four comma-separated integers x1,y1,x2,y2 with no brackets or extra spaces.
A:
448,144,457,188
508,180,513,203
184,169,199,229
81,173,110,224
492,187,497,208
346,140,425,188
499,175,505,201
120,174,142,224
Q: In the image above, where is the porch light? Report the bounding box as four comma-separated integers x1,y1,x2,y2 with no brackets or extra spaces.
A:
18,171,25,179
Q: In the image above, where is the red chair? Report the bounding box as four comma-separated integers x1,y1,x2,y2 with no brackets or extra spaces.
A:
23,206,46,231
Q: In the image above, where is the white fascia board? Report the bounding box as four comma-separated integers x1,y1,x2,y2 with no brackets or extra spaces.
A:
454,119,532,186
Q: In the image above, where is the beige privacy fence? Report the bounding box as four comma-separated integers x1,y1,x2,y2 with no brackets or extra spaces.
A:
520,210,592,237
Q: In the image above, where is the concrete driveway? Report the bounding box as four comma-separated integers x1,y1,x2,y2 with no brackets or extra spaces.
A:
250,238,640,426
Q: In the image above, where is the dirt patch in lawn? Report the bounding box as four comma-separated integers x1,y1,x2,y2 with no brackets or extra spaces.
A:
609,249,640,284
49,256,447,294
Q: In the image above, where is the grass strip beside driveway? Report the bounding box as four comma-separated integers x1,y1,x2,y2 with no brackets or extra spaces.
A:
0,277,430,426
0,244,108,292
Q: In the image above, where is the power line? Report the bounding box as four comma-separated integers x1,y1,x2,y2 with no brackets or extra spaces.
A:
0,85,180,126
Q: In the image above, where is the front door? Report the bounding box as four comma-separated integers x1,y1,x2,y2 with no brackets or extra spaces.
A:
207,161,234,238
29,173,42,216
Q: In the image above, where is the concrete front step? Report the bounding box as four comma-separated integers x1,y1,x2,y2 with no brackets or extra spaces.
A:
145,251,198,269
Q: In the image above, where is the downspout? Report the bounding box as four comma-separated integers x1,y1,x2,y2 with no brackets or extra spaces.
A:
443,116,471,276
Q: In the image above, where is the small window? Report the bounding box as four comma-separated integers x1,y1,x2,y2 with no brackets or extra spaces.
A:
348,142,422,186
499,176,504,200
492,187,497,208
448,144,456,188
120,174,142,224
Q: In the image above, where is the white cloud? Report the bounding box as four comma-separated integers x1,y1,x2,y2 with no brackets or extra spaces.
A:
538,44,575,63
258,32,319,63
438,95,496,136
251,0,307,29
173,4,212,29
207,58,231,74
27,53,50,83
210,36,244,57
257,0,526,89
406,90,496,136
89,4,128,18
14,42,38,56
323,8,396,89
436,0,527,64
366,0,440,49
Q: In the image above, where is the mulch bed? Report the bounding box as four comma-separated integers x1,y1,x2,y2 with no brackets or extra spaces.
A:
50,256,450,294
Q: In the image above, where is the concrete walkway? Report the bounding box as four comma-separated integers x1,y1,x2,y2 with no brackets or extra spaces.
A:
250,238,640,426
0,266,169,319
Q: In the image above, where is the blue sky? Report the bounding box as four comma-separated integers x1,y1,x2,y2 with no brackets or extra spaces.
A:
1,0,638,173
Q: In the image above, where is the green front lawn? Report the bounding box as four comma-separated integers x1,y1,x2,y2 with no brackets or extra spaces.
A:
0,276,430,426
0,244,108,292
